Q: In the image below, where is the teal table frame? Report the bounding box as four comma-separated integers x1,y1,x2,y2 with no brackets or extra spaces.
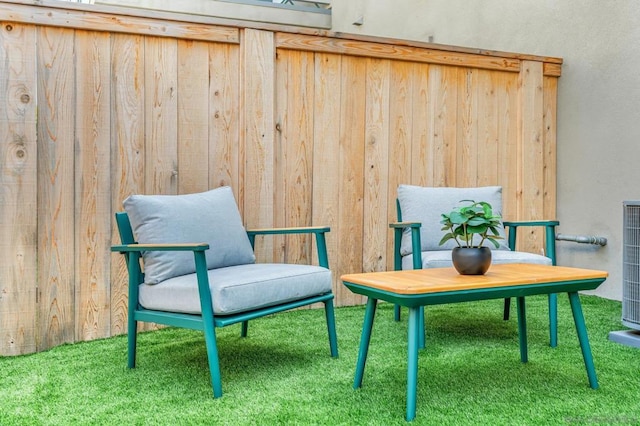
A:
342,270,606,422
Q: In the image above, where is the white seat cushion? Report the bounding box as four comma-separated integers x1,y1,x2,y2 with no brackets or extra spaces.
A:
402,249,552,270
139,263,332,315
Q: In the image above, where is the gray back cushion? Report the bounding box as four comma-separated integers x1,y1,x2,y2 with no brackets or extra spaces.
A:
123,186,256,284
397,185,510,256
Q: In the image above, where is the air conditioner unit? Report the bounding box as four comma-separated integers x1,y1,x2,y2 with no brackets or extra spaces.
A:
609,201,640,347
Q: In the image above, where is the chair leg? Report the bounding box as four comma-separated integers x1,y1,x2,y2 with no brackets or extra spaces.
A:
549,293,558,348
127,317,138,369
503,297,511,321
202,319,223,398
324,299,339,357
394,304,401,321
240,320,248,337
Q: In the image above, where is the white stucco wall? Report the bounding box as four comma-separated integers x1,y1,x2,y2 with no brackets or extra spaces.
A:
331,0,640,300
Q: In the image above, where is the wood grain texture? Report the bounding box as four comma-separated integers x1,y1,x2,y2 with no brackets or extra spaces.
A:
0,22,38,355
497,72,519,221
0,1,563,68
311,52,341,287
543,76,558,226
386,61,413,269
477,70,499,188
110,33,144,336
456,67,479,187
429,65,458,187
74,30,111,342
518,61,545,254
36,25,76,350
363,58,390,273
276,33,521,73
177,39,209,195
145,36,178,196
410,63,431,186
342,264,607,295
209,43,241,192
0,12,560,354
282,50,314,264
0,2,241,43
336,55,366,306
243,29,275,262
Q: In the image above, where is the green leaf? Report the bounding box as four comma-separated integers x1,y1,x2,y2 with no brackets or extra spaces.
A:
438,234,456,246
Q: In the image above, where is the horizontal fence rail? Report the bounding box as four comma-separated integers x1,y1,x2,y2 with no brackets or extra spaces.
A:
0,0,561,355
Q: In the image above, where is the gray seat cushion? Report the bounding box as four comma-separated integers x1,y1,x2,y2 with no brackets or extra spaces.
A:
402,250,553,270
139,263,332,315
123,186,256,284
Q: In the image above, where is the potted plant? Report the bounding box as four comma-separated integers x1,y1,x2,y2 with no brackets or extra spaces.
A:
439,200,503,275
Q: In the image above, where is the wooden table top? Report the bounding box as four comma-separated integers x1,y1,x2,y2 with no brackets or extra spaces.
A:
341,263,608,295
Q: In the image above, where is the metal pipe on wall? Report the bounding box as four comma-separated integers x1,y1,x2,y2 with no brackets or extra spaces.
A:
556,233,607,246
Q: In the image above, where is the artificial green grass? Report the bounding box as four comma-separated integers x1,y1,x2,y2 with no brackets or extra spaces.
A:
2,295,639,425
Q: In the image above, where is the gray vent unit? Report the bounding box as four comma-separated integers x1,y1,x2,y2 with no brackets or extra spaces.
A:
609,201,640,347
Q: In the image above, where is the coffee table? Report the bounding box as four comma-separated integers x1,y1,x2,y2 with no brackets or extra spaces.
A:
341,263,608,421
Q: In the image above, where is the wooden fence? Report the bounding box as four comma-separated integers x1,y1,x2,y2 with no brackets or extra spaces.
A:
0,0,562,355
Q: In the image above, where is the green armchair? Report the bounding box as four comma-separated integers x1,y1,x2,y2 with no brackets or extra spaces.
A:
112,186,338,398
389,185,559,347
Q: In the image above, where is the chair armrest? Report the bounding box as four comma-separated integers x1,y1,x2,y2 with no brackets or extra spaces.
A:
246,226,330,236
502,220,559,264
246,226,331,268
388,222,422,270
389,221,421,229
503,220,559,227
111,243,210,253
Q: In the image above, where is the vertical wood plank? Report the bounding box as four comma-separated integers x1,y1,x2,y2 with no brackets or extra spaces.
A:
518,60,545,253
282,50,314,264
363,58,390,273
273,47,288,263
36,26,76,351
177,39,209,195
456,67,478,187
410,63,430,186
543,76,558,225
209,43,241,192
312,52,341,291
110,33,144,335
145,36,178,196
74,30,111,342
497,72,519,220
387,60,413,269
429,65,458,187
337,55,366,305
0,22,37,355
477,70,499,187
243,29,275,261
142,36,178,332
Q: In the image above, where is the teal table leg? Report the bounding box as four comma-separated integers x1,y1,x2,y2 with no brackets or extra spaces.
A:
354,298,378,389
568,292,599,389
516,296,528,363
549,293,558,348
406,306,421,422
418,307,426,349
394,304,401,321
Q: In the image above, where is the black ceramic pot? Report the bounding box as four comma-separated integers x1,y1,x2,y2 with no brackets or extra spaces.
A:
451,247,492,275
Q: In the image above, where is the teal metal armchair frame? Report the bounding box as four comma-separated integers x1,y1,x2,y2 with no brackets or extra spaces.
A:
390,202,560,347
112,212,338,398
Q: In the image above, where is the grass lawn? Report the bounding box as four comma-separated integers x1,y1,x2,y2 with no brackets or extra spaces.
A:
1,295,639,425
